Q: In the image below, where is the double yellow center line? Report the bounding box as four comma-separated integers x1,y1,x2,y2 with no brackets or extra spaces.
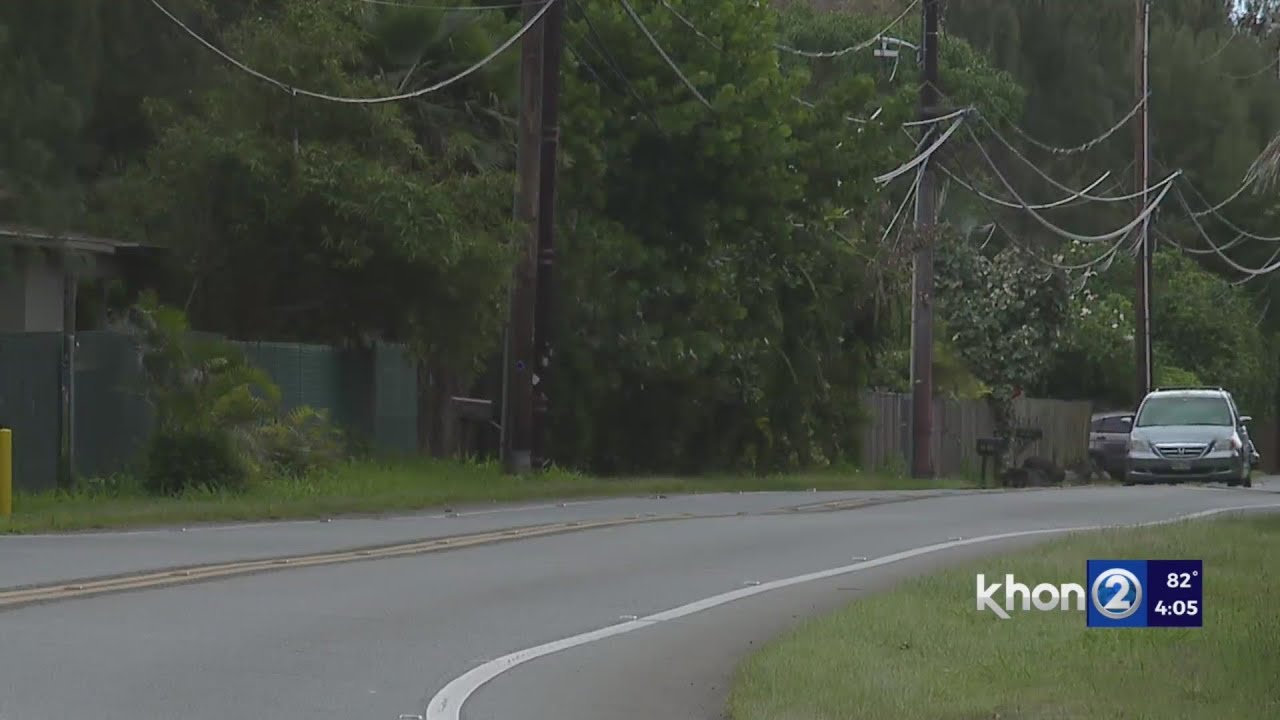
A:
0,513,690,610
0,490,960,611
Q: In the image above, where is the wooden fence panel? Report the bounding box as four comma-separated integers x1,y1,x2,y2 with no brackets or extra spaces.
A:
859,391,909,473
1009,397,1093,469
860,391,1093,476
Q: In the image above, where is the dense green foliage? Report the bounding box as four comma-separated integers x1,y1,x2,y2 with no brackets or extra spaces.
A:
2,0,1279,478
937,0,1280,417
121,295,346,493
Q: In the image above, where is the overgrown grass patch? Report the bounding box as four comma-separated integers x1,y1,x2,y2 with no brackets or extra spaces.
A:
0,460,975,533
730,512,1280,720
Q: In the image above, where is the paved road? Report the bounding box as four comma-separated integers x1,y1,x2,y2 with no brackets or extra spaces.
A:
0,489,973,590
2,482,1278,720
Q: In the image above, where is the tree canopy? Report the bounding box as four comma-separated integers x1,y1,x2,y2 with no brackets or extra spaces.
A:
1,0,1278,473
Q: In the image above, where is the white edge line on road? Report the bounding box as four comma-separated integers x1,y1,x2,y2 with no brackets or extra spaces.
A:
422,502,1280,720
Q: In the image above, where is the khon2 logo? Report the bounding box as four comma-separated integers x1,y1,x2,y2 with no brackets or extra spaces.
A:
975,559,1202,628
1091,567,1142,621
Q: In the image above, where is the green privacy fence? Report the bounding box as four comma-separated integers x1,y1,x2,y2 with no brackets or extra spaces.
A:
0,332,419,493
0,333,62,495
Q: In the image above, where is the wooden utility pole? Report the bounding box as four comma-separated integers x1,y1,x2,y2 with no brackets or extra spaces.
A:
1134,0,1153,402
531,0,565,470
909,0,940,479
501,0,544,474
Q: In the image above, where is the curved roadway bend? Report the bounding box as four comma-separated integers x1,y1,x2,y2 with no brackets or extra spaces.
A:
1,482,1278,720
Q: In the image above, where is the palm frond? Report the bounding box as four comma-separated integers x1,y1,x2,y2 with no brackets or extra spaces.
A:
1245,131,1280,189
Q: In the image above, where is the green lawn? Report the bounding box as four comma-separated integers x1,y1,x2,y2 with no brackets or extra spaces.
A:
730,512,1280,720
0,459,974,534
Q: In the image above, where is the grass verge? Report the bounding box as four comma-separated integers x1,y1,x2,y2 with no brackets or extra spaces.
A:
729,512,1280,720
0,459,975,534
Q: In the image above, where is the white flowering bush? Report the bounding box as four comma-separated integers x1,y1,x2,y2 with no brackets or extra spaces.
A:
934,226,1069,436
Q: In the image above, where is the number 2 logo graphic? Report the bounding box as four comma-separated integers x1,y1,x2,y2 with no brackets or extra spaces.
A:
1091,568,1143,620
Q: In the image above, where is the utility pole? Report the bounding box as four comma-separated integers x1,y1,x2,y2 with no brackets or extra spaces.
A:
502,0,544,474
1133,0,1153,403
909,0,940,479
531,0,565,470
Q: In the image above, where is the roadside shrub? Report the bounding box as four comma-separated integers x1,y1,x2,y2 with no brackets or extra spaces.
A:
145,427,250,495
243,406,348,478
119,294,348,494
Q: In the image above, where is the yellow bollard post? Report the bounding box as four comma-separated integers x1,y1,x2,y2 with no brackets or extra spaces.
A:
0,428,11,518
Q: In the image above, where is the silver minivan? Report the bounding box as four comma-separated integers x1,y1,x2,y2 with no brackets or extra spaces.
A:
1124,387,1254,487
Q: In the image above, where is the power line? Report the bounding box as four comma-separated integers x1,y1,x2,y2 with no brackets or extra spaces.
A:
991,94,1147,157
1176,174,1280,242
569,0,661,127
358,0,533,9
774,0,921,58
962,123,1177,244
615,0,712,108
1225,55,1280,80
1006,226,1130,272
1184,174,1257,217
149,0,556,104
1169,186,1280,276
1197,26,1239,65
936,84,1146,158
658,0,722,51
1166,229,1249,255
940,157,1131,272
939,164,1116,211
873,112,968,185
970,110,1177,203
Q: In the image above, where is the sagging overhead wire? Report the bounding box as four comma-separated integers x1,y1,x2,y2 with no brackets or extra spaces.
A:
1152,155,1278,236
1165,230,1249,255
941,157,1130,273
658,0,899,122
1157,227,1280,286
939,164,1116,211
1015,229,1131,272
936,85,1145,157
149,0,556,104
1177,173,1280,243
873,111,969,186
874,129,930,246
358,0,531,9
903,106,969,128
570,0,661,127
1185,174,1256,217
658,0,722,51
615,0,712,108
994,94,1148,157
961,123,1177,244
1197,27,1239,65
971,111,1177,203
1225,55,1280,80
774,0,921,58
1168,187,1280,277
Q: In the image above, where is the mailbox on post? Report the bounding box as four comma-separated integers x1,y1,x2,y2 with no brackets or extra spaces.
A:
975,436,1009,486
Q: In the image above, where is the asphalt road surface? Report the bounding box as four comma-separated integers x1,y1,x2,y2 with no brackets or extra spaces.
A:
2,480,1279,720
